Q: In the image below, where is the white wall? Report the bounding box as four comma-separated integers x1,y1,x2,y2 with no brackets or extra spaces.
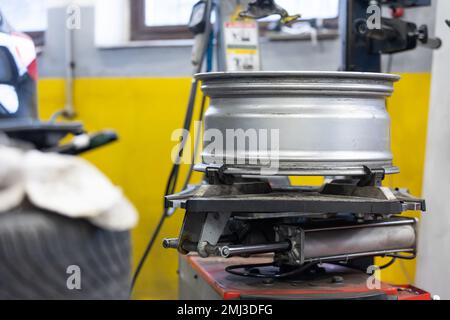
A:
0,0,47,31
46,0,95,8
94,0,130,47
416,0,450,299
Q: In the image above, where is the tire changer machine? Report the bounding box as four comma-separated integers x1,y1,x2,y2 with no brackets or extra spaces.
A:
163,0,441,300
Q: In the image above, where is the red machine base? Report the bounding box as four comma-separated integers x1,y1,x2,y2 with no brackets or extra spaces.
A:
179,254,431,300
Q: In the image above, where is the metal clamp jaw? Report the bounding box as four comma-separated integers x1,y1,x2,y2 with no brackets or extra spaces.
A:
204,164,235,185
357,166,386,187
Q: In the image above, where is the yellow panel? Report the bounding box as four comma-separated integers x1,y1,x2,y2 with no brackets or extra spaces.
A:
37,79,66,120
378,73,431,284
37,72,431,299
290,176,324,186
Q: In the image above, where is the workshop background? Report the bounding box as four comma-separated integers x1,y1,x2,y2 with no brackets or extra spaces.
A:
1,0,441,299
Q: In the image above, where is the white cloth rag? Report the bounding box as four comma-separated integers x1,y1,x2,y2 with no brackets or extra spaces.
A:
0,145,138,231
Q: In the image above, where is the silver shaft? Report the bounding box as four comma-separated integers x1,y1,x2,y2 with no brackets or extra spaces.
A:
162,238,179,249
219,242,291,258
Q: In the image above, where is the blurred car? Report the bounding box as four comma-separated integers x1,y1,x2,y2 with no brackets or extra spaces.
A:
0,10,38,118
0,9,85,149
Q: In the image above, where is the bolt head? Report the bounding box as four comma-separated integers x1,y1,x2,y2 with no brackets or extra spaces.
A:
331,276,344,284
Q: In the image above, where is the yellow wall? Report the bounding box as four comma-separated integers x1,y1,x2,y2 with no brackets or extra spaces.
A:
37,73,430,299
379,73,431,284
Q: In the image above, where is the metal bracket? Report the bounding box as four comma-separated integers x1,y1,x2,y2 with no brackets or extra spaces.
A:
177,212,207,254
274,225,304,266
197,212,231,257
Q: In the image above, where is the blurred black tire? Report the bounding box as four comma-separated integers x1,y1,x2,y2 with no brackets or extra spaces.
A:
0,204,132,300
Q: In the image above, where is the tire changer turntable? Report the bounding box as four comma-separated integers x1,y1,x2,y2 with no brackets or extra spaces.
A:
163,71,430,300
